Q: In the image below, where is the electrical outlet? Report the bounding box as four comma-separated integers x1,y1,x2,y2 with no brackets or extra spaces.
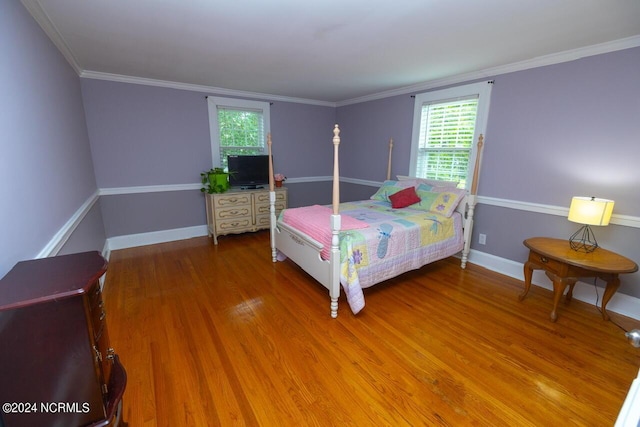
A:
479,233,487,245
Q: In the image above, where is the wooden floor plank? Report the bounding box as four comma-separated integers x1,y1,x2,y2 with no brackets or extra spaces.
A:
103,231,640,426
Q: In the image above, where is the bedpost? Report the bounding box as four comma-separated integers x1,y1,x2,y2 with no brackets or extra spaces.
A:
329,124,341,318
470,134,483,197
386,138,394,181
461,134,484,269
332,125,340,215
268,133,277,262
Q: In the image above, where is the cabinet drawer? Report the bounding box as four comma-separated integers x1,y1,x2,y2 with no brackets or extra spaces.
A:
254,201,286,216
214,194,251,208
215,206,251,220
217,217,253,232
255,215,272,228
254,191,286,204
528,252,567,276
88,283,106,339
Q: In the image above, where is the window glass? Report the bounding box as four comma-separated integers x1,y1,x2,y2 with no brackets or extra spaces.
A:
207,97,270,170
410,82,492,189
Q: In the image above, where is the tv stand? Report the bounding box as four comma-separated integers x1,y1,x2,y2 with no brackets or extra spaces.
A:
204,187,287,244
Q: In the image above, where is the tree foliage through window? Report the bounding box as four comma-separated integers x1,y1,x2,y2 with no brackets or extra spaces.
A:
207,97,270,171
218,108,265,170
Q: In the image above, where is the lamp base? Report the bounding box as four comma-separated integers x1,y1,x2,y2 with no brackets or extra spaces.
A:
569,224,598,253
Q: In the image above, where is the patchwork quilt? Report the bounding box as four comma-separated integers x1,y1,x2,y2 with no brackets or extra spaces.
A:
280,200,464,314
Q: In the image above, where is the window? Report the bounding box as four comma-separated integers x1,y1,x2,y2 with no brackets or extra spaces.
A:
207,97,271,170
409,81,492,189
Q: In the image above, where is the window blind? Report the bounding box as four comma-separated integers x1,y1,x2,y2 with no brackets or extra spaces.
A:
416,98,478,188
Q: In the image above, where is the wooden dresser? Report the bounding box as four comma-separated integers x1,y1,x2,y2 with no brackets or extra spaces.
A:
205,187,288,244
0,251,126,427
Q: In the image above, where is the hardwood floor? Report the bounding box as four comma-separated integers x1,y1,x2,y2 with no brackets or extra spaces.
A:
103,231,640,426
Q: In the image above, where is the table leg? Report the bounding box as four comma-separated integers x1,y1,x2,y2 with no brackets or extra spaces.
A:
550,277,572,322
566,282,576,302
601,275,621,321
519,260,534,301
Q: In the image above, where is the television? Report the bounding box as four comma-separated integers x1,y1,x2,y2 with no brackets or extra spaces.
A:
227,155,270,189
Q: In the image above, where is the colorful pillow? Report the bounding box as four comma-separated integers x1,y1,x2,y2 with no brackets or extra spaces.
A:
428,187,467,217
370,180,416,202
389,186,421,209
414,184,439,210
412,185,466,217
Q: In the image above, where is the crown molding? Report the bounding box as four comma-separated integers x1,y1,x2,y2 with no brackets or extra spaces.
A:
21,0,640,108
20,0,82,74
87,32,640,109
336,35,640,106
80,70,337,107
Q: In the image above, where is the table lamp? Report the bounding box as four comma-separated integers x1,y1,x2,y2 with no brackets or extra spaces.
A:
567,196,614,253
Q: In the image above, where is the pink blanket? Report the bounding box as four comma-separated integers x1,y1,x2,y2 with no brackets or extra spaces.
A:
282,205,369,259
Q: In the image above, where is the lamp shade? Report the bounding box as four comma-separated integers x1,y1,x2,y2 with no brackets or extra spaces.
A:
568,196,614,226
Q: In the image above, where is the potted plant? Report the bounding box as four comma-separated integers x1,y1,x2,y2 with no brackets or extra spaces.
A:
200,168,230,193
274,173,286,187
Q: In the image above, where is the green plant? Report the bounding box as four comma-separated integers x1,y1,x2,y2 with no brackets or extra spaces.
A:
200,168,230,194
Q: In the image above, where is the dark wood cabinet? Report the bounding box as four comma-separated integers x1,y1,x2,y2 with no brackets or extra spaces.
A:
0,251,126,427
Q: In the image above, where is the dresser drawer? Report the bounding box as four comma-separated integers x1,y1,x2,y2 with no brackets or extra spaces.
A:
254,191,286,205
254,201,286,216
87,283,106,339
215,206,251,220
216,217,253,232
214,193,252,208
255,215,272,228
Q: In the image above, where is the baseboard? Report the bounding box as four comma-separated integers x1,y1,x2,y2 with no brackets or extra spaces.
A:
467,249,640,321
107,225,208,251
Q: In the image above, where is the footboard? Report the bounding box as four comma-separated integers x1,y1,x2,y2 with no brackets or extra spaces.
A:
274,221,341,318
275,221,330,287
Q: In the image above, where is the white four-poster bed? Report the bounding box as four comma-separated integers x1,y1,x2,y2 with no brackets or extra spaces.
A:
267,124,484,318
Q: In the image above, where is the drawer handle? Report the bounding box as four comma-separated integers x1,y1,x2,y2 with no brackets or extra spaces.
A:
540,256,548,263
100,311,106,321
106,348,116,362
93,345,102,363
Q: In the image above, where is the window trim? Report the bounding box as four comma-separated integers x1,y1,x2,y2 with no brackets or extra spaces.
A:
409,81,492,189
206,96,271,168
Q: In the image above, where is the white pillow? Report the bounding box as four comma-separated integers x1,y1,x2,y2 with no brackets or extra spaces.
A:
396,175,459,189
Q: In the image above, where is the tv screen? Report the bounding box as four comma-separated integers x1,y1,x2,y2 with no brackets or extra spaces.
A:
227,155,270,189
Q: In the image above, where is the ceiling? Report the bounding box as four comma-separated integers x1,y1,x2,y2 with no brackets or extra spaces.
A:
22,0,640,104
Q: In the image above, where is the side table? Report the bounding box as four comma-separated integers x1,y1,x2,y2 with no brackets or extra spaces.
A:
520,237,638,322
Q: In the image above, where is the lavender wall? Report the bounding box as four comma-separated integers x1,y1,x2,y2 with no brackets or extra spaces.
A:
473,48,640,296
81,79,336,235
481,48,640,214
0,2,104,278
337,47,640,297
270,102,336,178
81,81,212,187
336,95,414,181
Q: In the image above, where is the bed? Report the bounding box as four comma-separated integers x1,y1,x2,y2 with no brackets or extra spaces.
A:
267,124,484,318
